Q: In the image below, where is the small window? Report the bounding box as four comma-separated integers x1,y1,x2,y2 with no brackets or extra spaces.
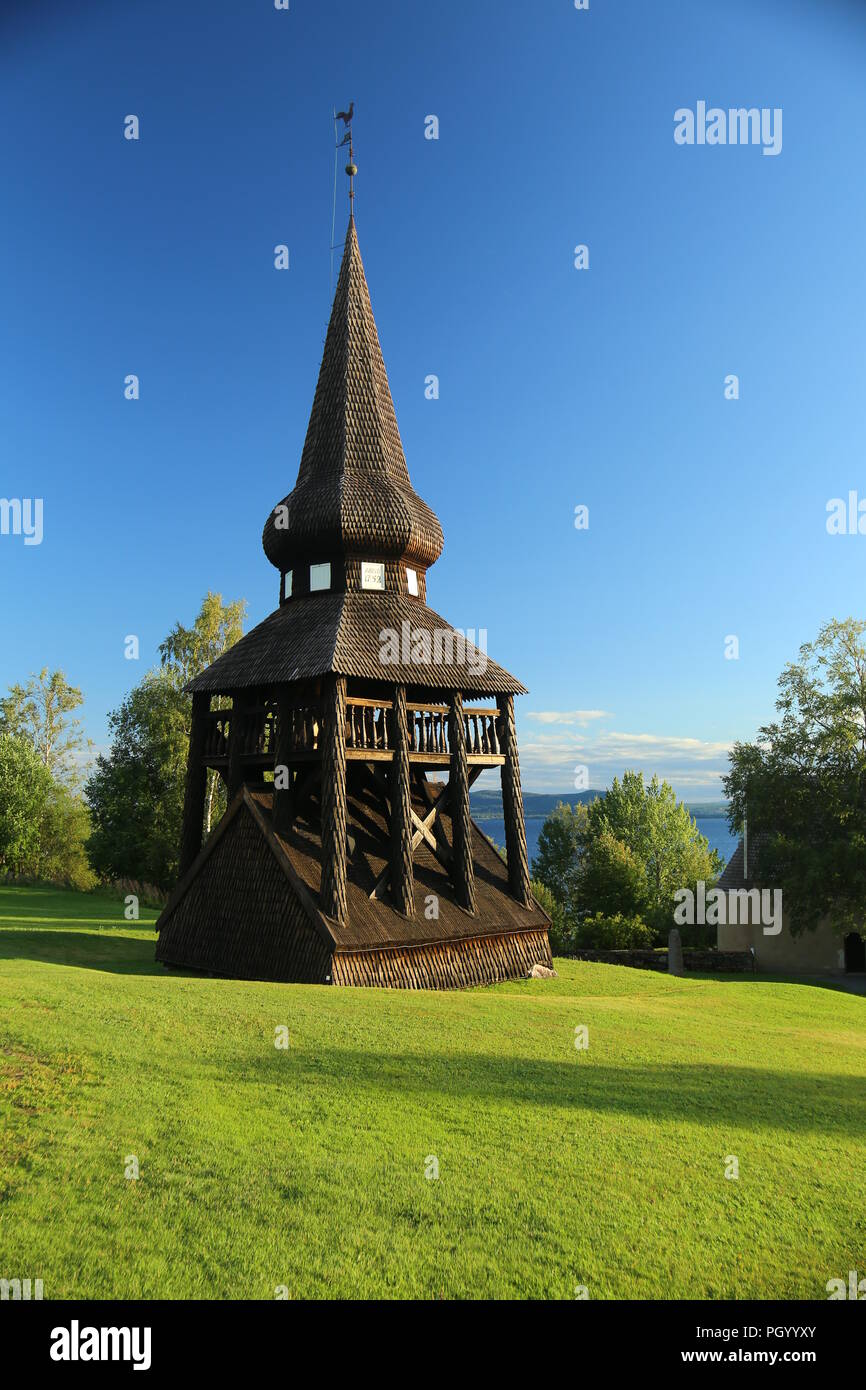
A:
283,571,292,600
310,562,331,592
361,561,385,591
406,567,419,597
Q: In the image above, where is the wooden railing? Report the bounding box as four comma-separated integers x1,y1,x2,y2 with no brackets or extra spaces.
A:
465,708,501,756
347,696,393,752
243,706,277,757
407,703,447,755
349,700,502,759
202,699,502,765
202,704,301,761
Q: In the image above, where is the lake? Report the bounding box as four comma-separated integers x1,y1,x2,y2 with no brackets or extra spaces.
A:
475,816,739,871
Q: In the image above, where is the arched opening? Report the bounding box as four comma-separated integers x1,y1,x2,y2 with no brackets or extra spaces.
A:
844,932,866,973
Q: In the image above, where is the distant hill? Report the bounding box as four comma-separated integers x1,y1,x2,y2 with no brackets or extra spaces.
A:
470,790,730,820
470,790,601,819
683,802,731,819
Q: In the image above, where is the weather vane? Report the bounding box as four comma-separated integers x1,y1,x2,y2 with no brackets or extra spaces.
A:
336,101,356,212
330,102,357,295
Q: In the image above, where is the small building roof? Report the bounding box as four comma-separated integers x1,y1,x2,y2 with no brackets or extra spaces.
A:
717,835,768,891
717,838,748,891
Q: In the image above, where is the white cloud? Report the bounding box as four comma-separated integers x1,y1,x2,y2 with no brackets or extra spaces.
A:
514,724,733,798
525,709,613,726
599,731,730,762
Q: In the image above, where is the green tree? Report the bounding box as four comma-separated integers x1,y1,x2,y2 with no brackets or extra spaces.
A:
0,668,91,784
584,771,722,935
530,801,588,909
530,877,573,955
577,827,650,922
85,593,246,888
531,778,719,940
85,674,189,890
37,783,96,890
574,913,655,950
158,591,246,690
0,734,53,877
725,617,866,935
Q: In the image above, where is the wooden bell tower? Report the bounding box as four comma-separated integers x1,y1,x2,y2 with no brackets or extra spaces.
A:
158,162,549,989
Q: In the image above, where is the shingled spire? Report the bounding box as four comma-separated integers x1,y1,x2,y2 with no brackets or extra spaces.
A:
262,218,444,582
299,217,411,486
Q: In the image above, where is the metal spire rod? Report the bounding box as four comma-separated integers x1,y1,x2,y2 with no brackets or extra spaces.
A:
336,100,356,219
346,132,356,214
330,108,339,296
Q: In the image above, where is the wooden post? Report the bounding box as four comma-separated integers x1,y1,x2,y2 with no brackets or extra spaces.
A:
390,685,413,916
273,686,294,836
227,690,251,802
498,693,532,907
179,691,209,876
320,675,347,924
448,691,476,913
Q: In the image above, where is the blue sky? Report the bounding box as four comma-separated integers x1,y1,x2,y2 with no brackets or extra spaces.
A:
2,0,865,797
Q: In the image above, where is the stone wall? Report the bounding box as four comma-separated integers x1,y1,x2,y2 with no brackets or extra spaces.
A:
567,948,755,973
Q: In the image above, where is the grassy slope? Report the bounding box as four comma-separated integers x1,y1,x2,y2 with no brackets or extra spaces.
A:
0,885,863,1300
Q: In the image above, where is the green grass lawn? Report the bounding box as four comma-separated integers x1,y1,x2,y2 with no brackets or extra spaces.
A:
0,884,863,1300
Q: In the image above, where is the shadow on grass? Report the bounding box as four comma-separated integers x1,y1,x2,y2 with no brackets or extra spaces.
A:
213,1047,866,1136
3,930,863,1136
0,929,167,977
5,926,866,1006
679,970,866,998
